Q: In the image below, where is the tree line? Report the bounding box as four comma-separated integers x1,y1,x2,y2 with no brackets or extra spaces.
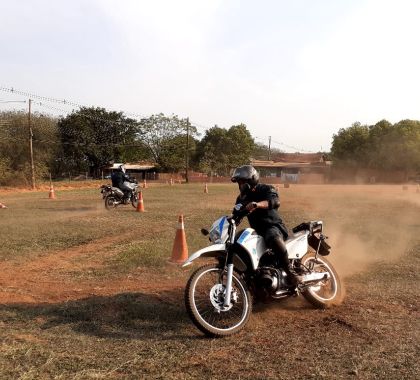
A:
331,119,420,175
1,107,419,186
0,108,277,185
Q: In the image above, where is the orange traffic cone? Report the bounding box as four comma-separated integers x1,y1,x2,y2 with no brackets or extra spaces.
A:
143,179,148,189
136,191,145,212
0,202,7,209
204,183,209,193
48,185,56,199
170,214,189,263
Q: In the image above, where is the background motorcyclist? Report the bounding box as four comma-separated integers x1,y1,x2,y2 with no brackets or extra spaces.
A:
111,164,133,201
231,165,300,288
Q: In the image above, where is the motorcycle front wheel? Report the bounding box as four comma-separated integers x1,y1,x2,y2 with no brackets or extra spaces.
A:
131,192,139,208
301,253,343,308
185,263,252,337
104,195,118,210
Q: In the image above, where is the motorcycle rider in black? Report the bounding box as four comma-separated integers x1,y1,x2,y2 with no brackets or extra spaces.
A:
231,165,300,288
111,165,132,201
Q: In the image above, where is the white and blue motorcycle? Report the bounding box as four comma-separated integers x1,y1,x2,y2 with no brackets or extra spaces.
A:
183,205,343,337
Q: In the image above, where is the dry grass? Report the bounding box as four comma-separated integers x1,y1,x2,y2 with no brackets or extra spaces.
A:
0,183,419,379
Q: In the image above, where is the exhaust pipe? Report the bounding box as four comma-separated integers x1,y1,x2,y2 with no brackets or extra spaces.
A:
301,272,329,285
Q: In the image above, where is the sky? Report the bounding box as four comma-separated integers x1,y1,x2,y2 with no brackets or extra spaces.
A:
1,0,419,152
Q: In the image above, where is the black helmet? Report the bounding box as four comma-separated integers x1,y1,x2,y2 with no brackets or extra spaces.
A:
231,165,259,187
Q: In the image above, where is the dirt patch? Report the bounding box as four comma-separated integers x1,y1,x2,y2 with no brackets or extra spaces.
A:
0,184,419,379
0,232,184,304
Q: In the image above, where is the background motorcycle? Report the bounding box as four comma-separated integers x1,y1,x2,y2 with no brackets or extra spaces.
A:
183,205,343,337
100,178,139,210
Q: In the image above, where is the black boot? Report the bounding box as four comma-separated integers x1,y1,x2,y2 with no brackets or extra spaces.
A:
269,236,300,289
283,266,300,288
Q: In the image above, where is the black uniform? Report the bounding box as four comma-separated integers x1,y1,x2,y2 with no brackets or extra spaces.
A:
111,171,131,197
111,171,127,188
234,183,290,271
235,184,288,241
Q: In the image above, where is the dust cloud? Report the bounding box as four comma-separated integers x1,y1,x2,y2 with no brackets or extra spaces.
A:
287,185,420,278
326,217,414,278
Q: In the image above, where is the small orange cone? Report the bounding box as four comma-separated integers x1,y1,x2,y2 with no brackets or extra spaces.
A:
143,179,148,189
204,183,209,193
48,185,56,199
170,214,189,263
136,191,145,212
0,202,7,209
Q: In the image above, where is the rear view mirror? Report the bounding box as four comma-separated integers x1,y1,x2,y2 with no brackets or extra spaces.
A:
201,228,209,236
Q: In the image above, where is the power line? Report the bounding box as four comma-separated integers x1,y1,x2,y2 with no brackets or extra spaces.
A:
0,86,157,122
254,135,315,154
1,86,318,153
0,86,212,134
271,139,315,153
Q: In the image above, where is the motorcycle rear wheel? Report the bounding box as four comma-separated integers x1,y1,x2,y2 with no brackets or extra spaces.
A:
104,195,118,210
185,263,252,337
301,253,343,308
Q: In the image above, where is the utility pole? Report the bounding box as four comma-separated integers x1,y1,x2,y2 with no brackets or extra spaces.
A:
28,99,36,189
185,118,190,183
268,136,272,161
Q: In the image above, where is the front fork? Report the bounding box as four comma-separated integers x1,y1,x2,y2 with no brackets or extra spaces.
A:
222,220,236,308
223,263,234,308
223,240,234,308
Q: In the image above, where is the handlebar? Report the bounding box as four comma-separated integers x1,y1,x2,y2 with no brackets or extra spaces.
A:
231,203,251,224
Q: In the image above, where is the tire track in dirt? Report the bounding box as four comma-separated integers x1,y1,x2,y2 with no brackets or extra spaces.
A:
0,230,183,304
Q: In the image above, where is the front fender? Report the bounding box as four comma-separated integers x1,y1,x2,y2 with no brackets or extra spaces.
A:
182,244,226,267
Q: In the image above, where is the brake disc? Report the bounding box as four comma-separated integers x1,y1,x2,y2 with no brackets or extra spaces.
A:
209,284,236,311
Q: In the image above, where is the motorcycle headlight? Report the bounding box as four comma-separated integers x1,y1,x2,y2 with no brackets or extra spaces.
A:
209,228,221,244
208,216,228,244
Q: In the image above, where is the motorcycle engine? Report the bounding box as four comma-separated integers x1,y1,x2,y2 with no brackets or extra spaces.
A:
258,268,281,291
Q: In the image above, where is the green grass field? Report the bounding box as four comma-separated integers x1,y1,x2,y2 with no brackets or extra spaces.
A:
0,183,419,379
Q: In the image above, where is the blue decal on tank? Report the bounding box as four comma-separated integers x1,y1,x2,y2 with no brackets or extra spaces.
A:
218,217,225,234
238,230,251,244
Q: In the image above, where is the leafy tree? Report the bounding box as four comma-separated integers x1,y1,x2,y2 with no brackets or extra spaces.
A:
252,142,270,160
366,120,393,168
57,107,145,177
376,120,420,172
195,126,229,175
158,134,198,172
225,124,255,168
0,110,58,185
195,124,255,176
331,119,420,176
330,122,370,167
137,114,198,171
